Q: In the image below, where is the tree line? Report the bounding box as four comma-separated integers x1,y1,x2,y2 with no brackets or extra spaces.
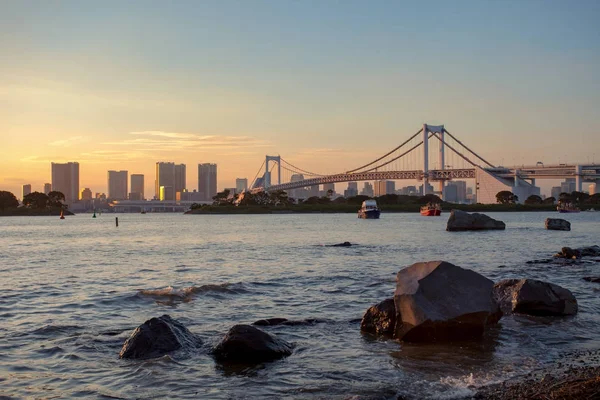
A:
0,190,67,210
495,190,600,205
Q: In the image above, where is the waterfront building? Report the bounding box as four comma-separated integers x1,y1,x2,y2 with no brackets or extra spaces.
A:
308,185,320,197
551,186,562,200
174,164,186,194
159,186,174,201
374,180,395,196
360,182,374,197
590,183,597,195
80,188,92,200
22,184,31,200
51,162,79,204
236,178,248,193
176,189,204,202
155,162,185,201
131,174,144,200
561,178,576,194
344,182,358,198
108,170,128,200
198,163,217,201
43,183,51,195
289,174,305,199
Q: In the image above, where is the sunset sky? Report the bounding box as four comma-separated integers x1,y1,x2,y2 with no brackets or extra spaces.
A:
2,0,599,198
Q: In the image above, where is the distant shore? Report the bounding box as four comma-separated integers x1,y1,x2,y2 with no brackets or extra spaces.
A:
0,207,75,217
184,204,564,215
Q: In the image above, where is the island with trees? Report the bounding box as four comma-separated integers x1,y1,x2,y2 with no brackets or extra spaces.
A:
0,190,73,216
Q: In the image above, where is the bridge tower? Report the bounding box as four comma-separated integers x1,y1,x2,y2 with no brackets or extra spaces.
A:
264,155,281,189
422,124,444,195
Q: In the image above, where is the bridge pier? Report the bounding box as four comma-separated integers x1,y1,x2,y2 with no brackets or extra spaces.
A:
575,165,582,192
423,124,429,194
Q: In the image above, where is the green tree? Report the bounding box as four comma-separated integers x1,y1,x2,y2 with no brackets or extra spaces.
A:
559,192,572,203
524,195,543,205
589,193,600,205
346,195,371,205
0,191,19,210
496,190,518,204
543,196,556,204
47,191,66,208
23,192,49,209
570,191,589,204
212,189,231,206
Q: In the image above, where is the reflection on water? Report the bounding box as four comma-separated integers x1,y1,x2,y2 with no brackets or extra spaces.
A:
1,212,599,399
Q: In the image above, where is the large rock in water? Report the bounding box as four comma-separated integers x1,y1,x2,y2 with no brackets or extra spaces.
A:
493,279,578,316
213,324,293,363
393,261,502,342
446,209,505,231
360,298,396,335
545,218,571,231
119,315,202,359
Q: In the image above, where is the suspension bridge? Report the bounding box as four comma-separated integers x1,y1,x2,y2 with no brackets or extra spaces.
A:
249,124,600,203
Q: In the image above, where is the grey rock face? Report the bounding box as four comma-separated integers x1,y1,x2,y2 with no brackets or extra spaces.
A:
493,279,578,316
360,298,396,335
393,261,502,342
545,218,571,231
213,324,293,363
119,315,202,359
446,209,506,231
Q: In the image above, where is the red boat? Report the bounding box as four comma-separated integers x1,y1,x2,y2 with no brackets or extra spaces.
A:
420,202,441,216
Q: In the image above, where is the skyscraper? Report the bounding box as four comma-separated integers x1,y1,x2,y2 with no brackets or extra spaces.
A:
80,188,93,200
198,163,217,201
131,174,145,200
108,170,128,200
43,183,51,195
22,184,31,200
236,178,248,193
155,162,185,201
174,164,186,194
51,162,79,204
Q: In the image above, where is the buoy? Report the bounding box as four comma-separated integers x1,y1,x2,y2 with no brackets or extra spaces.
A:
116,217,119,227
92,210,96,218
60,210,65,220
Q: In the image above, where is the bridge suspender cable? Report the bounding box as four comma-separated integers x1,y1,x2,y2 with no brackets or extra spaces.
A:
361,136,431,172
250,160,266,189
431,133,481,169
345,128,423,173
443,129,496,168
280,158,325,177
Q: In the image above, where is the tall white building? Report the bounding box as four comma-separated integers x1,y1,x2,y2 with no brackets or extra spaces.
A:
236,178,248,193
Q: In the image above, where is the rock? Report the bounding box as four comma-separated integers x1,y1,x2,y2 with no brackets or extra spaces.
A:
446,209,506,231
578,245,600,257
329,241,353,247
583,277,600,283
555,247,581,259
119,315,202,359
252,318,328,326
360,298,396,335
393,261,502,342
493,279,578,316
213,324,293,363
545,218,571,231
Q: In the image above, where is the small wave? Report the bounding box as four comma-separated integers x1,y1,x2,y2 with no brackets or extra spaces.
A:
137,283,246,303
30,324,82,336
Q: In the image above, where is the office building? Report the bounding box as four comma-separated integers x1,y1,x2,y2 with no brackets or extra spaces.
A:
51,162,79,204
445,180,467,203
160,186,174,201
308,185,320,197
44,183,51,195
374,180,395,197
361,182,374,197
551,186,562,200
22,184,31,200
131,174,145,200
560,178,576,195
176,190,204,202
590,183,597,195
80,188,92,200
155,162,185,201
198,163,217,201
236,178,248,193
108,170,128,200
288,174,304,199
322,183,335,196
344,182,358,198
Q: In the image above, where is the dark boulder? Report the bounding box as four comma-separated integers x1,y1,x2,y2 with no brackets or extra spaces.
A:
252,318,328,326
119,315,202,359
493,279,578,316
545,218,571,231
555,247,581,260
393,261,502,342
578,245,600,257
360,298,396,335
583,277,600,283
446,209,505,231
213,324,293,363
329,241,353,247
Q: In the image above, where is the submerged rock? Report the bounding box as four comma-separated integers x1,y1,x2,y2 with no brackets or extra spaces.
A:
446,209,506,231
213,324,293,363
555,247,582,260
329,242,353,247
493,279,578,316
360,298,396,335
578,245,600,257
252,318,328,326
583,277,600,283
545,218,571,231
393,261,502,342
119,315,202,359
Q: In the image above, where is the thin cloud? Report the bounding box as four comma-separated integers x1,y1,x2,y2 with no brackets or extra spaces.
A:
48,136,86,147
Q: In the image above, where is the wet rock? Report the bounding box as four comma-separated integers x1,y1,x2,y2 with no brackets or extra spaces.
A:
545,218,571,231
119,315,202,359
493,279,578,316
213,324,293,363
329,241,353,247
252,318,328,326
446,209,505,231
393,261,502,342
583,277,600,283
554,247,581,259
578,245,600,257
360,298,396,335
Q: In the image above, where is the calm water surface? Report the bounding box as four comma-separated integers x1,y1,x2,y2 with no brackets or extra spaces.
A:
1,212,599,399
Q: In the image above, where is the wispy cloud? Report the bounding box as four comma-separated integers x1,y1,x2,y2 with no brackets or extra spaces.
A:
48,136,86,147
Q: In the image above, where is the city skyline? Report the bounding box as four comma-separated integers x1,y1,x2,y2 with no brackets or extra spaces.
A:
2,1,600,198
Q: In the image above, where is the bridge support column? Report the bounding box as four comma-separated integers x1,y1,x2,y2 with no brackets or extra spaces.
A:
423,124,429,195
575,165,582,192
438,127,445,196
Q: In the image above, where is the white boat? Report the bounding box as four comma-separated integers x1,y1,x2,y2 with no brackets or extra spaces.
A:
358,200,381,219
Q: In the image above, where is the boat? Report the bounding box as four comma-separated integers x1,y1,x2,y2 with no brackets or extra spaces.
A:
141,210,146,214
358,200,380,219
420,202,442,216
557,202,580,213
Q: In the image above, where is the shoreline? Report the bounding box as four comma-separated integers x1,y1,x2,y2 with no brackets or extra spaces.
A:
0,208,75,217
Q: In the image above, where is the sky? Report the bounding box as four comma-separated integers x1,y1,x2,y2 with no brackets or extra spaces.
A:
1,0,599,198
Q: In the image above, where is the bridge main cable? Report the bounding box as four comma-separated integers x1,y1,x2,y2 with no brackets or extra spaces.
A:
443,129,496,169
280,158,325,176
345,128,423,173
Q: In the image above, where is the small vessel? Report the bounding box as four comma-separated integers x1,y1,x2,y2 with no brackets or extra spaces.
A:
141,209,146,214
420,202,442,216
59,209,65,220
92,210,97,218
557,202,580,213
358,200,380,219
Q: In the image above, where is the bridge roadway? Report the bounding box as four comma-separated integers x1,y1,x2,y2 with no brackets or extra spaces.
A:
256,163,600,193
